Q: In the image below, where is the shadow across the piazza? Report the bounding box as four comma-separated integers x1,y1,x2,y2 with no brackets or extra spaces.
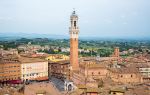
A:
49,77,65,91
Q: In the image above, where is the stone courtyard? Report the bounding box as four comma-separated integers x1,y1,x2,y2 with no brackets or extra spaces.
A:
24,81,62,95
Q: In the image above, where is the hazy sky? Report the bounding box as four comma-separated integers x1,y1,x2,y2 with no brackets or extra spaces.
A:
0,0,150,38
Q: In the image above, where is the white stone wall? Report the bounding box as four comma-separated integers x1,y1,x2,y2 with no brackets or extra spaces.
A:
139,68,150,77
21,61,48,81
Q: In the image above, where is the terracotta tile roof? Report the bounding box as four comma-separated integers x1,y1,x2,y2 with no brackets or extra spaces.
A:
110,67,139,74
19,57,46,63
79,58,109,69
48,60,69,64
126,63,150,68
0,54,20,64
57,60,70,64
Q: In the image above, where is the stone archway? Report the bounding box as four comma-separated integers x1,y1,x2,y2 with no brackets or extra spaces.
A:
68,84,72,91
64,80,74,91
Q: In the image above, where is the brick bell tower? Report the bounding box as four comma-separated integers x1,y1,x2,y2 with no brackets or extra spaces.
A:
69,10,79,71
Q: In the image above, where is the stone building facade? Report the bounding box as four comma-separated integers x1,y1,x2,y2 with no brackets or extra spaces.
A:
110,68,142,84
20,57,48,82
0,54,21,84
48,60,70,80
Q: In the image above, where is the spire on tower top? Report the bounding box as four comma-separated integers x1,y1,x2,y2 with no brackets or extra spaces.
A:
73,8,75,14
71,8,77,16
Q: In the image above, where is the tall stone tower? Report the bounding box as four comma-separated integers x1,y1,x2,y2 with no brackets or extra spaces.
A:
69,10,79,71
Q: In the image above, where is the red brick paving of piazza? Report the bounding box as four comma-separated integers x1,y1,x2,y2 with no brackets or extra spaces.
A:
24,82,62,95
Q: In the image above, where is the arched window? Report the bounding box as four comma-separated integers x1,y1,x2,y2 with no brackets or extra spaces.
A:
121,75,123,78
92,72,94,75
74,21,76,27
68,84,72,91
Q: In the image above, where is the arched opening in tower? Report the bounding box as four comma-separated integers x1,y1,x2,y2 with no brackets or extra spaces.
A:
74,21,76,27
